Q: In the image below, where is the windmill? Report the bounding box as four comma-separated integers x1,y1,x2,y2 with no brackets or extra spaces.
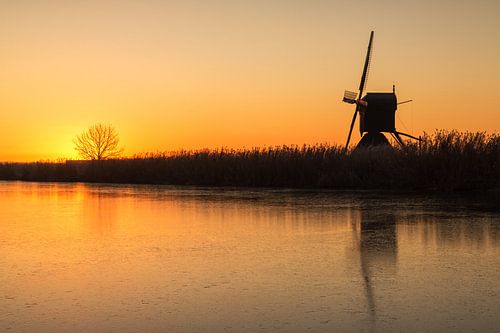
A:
343,31,420,149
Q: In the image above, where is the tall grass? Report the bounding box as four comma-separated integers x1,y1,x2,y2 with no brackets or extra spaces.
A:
0,130,498,191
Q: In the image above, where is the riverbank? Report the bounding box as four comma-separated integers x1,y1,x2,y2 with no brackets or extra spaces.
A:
0,131,498,191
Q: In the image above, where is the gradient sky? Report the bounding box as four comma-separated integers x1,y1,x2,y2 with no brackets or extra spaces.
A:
1,0,499,161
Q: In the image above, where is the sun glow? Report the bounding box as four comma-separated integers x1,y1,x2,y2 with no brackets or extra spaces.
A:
0,1,499,161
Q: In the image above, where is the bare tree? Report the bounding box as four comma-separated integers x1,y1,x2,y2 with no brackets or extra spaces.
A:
74,124,123,160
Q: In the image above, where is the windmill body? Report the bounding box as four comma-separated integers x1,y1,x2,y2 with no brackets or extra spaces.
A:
360,93,396,133
343,32,420,149
356,92,397,147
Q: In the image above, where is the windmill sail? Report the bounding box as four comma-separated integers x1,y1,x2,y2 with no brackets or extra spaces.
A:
358,31,374,98
345,31,374,150
343,90,358,104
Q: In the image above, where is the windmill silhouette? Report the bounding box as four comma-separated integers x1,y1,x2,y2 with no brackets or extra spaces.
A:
343,31,421,149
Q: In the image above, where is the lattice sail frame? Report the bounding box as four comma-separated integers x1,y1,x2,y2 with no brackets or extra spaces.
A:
343,90,358,104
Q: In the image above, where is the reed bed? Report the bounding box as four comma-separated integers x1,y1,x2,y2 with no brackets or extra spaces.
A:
0,130,498,191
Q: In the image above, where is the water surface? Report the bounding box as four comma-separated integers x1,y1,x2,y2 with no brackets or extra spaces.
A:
1,182,499,332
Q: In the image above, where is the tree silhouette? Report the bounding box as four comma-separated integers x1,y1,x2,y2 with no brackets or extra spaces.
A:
74,124,123,160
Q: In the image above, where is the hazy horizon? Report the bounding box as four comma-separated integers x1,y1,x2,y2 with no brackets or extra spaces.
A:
1,0,499,161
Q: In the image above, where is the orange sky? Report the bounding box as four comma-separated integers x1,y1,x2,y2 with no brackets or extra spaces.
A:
0,0,499,161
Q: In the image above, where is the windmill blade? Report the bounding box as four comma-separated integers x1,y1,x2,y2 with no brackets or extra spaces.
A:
343,90,358,104
358,31,374,98
344,31,374,151
345,110,357,150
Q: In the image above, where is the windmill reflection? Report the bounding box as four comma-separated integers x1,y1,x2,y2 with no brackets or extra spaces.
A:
353,209,398,321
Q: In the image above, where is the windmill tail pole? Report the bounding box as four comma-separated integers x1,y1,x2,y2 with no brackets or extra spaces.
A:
395,131,422,141
393,132,405,147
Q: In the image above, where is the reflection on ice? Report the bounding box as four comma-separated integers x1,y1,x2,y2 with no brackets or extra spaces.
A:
0,182,499,333
354,210,398,322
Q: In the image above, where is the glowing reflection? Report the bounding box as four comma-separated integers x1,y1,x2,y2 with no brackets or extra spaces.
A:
0,183,499,332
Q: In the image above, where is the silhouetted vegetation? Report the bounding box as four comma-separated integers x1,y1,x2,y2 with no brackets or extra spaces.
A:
0,131,498,191
74,123,123,160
